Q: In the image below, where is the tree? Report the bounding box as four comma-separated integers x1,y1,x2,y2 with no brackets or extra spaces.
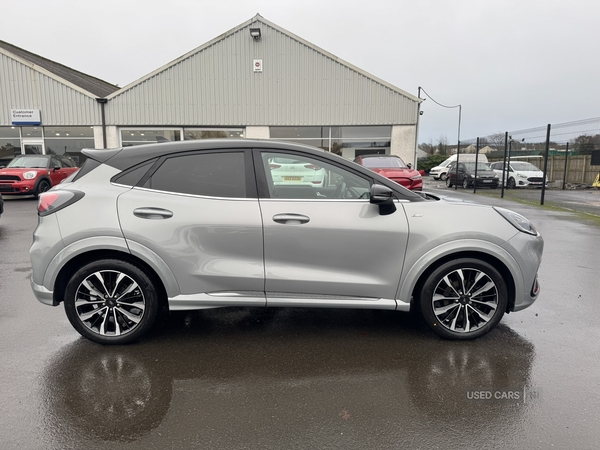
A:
571,134,600,154
436,135,449,155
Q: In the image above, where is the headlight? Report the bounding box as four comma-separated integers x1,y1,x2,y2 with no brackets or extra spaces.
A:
411,174,422,180
23,171,38,179
494,175,499,179
470,174,475,178
518,173,527,178
493,207,538,235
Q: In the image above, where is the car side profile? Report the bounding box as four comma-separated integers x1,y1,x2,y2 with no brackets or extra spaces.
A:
30,139,543,344
353,154,423,191
489,161,547,188
0,154,79,197
445,161,499,189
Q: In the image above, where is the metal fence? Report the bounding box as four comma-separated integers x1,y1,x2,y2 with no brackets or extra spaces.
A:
451,118,600,203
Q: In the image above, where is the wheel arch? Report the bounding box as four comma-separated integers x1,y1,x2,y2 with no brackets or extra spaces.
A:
33,176,52,190
53,249,172,309
407,250,517,314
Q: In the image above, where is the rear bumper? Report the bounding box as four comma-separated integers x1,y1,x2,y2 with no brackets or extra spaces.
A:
30,278,56,306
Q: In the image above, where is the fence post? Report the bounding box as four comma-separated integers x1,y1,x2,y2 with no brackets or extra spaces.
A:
541,124,551,205
583,155,588,183
562,142,569,189
501,132,508,198
474,137,480,194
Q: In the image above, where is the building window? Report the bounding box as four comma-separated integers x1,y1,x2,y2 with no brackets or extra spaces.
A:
184,128,244,140
121,129,183,146
270,126,391,159
44,127,95,166
0,127,21,166
269,127,328,150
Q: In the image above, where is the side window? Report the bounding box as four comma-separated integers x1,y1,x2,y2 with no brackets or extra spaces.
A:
51,157,62,168
114,160,156,187
144,152,246,198
261,152,371,200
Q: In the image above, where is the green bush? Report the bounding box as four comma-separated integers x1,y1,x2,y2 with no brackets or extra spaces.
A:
417,154,448,173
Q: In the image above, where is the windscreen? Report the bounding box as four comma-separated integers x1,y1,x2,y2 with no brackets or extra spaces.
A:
511,162,539,171
7,156,48,168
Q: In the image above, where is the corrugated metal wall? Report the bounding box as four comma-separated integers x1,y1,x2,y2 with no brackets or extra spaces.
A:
108,21,417,126
0,53,101,126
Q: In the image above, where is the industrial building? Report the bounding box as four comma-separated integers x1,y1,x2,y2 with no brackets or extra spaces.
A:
1,15,420,167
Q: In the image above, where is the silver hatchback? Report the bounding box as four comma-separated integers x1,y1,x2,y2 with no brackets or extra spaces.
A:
30,139,544,344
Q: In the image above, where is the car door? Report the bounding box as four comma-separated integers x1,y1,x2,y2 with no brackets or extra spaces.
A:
255,149,410,308
117,150,265,306
49,156,70,185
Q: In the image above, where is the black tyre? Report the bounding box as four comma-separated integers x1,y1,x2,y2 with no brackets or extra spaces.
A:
35,179,51,198
446,177,452,188
462,178,470,189
63,259,160,344
419,258,508,340
507,177,516,189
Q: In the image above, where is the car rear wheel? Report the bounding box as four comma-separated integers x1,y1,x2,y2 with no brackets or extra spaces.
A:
445,177,452,188
419,258,508,340
35,179,51,198
63,259,160,345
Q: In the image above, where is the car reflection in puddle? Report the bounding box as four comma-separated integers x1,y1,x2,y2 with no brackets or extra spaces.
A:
42,307,536,446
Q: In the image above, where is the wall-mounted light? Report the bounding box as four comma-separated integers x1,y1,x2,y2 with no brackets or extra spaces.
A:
250,27,261,41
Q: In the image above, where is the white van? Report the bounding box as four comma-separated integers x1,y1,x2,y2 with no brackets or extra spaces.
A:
430,153,488,180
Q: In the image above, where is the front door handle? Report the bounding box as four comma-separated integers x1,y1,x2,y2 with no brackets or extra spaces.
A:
272,213,310,225
133,207,174,220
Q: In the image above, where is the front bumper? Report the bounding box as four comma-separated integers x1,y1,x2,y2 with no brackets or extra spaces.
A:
0,180,36,194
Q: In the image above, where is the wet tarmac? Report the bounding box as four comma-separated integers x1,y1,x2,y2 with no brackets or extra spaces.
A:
0,191,599,449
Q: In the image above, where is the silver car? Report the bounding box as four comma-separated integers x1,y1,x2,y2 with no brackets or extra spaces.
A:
29,139,544,344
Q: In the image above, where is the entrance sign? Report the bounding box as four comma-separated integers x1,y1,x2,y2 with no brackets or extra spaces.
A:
11,109,41,125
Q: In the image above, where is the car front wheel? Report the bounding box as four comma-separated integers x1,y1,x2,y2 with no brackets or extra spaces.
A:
439,173,447,181
63,259,160,344
462,178,470,189
419,258,508,340
35,179,51,198
507,177,516,189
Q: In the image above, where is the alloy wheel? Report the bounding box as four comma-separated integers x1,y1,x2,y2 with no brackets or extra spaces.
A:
74,270,146,337
431,267,499,334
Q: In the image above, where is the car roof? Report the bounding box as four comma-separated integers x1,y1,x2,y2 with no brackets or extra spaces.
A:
82,139,425,201
83,139,328,171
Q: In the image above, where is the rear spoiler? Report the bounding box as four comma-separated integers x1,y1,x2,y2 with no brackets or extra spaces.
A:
81,148,123,163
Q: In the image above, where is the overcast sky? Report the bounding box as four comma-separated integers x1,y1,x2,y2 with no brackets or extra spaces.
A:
3,0,599,144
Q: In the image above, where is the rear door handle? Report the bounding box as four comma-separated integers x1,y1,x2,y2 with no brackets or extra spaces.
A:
272,213,310,224
133,207,174,220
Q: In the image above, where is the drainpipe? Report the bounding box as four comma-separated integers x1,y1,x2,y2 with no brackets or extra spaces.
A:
96,98,108,149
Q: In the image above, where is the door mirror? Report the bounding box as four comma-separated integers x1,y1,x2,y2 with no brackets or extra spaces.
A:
370,184,396,215
0,165,5,169
53,166,60,171
407,163,412,169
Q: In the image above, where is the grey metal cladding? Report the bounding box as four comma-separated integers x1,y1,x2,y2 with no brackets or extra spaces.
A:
107,17,419,126
0,52,102,126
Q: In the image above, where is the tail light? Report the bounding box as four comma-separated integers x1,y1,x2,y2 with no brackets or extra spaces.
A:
304,164,321,171
38,190,85,217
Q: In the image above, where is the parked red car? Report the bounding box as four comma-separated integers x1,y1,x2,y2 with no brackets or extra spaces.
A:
0,154,79,197
354,155,423,191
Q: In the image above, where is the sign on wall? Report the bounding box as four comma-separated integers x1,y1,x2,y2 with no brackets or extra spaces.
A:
253,60,263,72
11,109,41,125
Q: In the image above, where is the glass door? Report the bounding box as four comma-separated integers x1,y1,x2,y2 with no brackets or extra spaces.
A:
22,139,45,155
